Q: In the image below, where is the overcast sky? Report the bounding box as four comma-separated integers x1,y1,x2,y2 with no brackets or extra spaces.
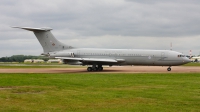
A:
1,0,200,57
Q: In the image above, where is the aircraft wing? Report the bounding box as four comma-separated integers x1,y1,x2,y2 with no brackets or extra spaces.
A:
55,57,125,63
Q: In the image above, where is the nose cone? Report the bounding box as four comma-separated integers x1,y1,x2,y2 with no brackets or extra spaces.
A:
183,58,191,64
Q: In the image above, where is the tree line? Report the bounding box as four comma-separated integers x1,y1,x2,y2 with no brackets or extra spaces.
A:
0,55,49,62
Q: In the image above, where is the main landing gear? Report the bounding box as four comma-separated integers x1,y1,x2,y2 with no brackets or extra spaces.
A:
87,65,103,72
167,66,171,71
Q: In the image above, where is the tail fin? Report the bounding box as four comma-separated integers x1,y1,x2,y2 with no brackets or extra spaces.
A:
12,27,73,53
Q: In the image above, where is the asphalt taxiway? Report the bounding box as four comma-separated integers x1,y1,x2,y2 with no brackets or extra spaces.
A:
0,66,199,73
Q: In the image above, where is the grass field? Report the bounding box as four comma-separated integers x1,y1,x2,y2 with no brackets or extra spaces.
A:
0,73,199,112
183,62,200,66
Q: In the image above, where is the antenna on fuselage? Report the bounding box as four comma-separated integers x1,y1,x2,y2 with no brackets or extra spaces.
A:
170,42,172,50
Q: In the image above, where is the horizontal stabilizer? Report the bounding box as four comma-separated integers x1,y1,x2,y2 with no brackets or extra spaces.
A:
55,57,119,63
12,26,52,31
12,26,71,53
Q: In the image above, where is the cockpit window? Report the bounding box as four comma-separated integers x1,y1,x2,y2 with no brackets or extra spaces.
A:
178,55,185,57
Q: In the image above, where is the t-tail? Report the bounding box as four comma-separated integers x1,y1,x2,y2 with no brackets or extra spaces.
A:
12,27,73,54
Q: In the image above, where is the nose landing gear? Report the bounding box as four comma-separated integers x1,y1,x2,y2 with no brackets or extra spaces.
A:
167,66,171,71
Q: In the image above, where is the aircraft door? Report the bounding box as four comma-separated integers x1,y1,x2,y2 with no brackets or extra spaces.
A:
161,52,166,61
161,52,165,58
152,55,155,65
161,52,168,58
146,55,155,65
161,52,168,65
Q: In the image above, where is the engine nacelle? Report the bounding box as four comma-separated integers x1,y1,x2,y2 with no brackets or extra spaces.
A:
49,52,75,58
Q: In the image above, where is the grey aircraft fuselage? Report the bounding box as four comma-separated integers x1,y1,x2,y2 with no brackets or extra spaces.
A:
12,26,191,71
51,48,190,66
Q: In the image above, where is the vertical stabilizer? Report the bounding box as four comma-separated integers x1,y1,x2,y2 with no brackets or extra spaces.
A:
12,27,72,53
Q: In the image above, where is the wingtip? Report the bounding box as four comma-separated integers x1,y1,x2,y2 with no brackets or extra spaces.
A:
11,26,20,28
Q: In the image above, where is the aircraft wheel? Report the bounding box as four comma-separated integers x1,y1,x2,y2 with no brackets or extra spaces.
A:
98,67,103,71
167,67,171,71
87,67,93,71
93,67,98,71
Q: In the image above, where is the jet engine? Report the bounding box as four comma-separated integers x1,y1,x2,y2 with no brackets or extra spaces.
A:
49,52,75,58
